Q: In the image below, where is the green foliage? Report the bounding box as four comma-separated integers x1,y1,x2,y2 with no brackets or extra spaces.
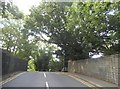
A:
48,59,63,72
67,2,119,55
1,18,38,60
34,47,53,71
27,59,36,72
26,2,119,60
25,2,88,61
1,20,23,52
1,1,119,71
0,1,23,19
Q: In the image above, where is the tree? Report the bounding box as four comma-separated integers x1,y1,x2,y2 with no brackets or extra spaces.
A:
48,59,63,72
25,2,74,68
66,2,119,55
25,2,119,69
27,59,36,72
2,1,118,71
1,20,23,53
26,2,89,62
0,0,23,19
34,47,53,71
0,18,39,60
0,0,31,60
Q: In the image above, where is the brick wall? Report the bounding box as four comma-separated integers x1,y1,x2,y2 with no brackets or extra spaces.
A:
68,54,119,85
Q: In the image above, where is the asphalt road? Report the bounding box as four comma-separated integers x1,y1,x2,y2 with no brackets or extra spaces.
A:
2,72,90,89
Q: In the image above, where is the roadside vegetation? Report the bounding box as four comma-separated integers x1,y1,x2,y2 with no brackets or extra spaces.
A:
0,1,119,71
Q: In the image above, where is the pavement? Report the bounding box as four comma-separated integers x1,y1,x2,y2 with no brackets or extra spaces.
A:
1,72,119,89
63,72,119,88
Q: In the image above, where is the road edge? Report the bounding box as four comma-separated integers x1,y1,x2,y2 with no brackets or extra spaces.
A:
61,72,102,88
0,72,25,86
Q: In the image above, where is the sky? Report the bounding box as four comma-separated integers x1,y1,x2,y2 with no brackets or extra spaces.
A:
12,0,42,15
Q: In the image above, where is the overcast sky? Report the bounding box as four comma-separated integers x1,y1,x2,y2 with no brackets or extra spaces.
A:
13,0,41,15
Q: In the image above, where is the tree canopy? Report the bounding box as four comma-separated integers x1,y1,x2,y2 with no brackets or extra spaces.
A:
26,2,119,60
1,1,119,70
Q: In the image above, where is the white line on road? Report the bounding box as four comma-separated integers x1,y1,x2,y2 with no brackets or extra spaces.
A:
43,72,47,78
68,75,96,87
45,81,49,89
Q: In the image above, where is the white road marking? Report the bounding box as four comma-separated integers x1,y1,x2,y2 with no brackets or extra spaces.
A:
73,74,103,87
68,75,95,87
43,72,47,78
0,72,25,86
61,72,101,88
45,81,49,89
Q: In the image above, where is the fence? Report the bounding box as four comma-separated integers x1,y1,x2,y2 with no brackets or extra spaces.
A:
2,49,27,76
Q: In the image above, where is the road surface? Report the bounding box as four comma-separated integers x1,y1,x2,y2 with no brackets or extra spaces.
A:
2,72,90,89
